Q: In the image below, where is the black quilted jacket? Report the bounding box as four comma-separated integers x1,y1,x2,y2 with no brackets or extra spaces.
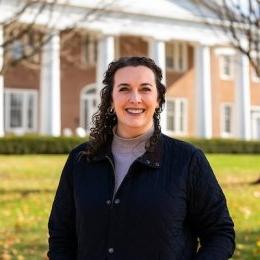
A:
48,134,235,259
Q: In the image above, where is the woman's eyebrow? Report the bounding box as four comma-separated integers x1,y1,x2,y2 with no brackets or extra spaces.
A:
117,83,130,88
116,82,154,88
140,83,153,87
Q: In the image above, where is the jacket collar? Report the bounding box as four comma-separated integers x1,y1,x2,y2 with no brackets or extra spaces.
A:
92,134,163,169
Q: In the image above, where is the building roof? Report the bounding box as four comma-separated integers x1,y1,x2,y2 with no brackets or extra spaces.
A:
67,0,215,22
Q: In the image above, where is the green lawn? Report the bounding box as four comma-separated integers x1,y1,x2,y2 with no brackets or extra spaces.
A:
0,154,260,259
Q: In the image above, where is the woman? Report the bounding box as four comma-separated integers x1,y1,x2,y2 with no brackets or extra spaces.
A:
48,56,235,259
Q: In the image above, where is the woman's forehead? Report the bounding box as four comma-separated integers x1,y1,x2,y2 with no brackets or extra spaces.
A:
114,66,156,83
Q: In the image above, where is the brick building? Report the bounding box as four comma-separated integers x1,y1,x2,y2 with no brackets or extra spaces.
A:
0,0,260,139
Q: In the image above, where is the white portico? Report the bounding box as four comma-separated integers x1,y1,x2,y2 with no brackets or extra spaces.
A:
40,31,61,136
195,43,213,139
0,0,258,140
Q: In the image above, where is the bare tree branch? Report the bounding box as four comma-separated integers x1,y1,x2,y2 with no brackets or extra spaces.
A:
0,0,117,73
195,0,260,77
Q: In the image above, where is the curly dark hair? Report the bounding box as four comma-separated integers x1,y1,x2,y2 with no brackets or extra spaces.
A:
86,56,166,158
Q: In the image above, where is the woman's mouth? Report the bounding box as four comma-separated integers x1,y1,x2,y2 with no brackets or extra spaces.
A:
125,108,145,114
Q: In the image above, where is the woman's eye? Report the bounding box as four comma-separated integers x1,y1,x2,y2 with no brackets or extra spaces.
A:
119,87,128,92
141,87,151,92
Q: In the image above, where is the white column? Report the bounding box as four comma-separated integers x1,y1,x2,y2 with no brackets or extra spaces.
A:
234,53,251,140
40,31,61,136
96,34,115,105
0,25,4,137
195,44,212,138
149,39,167,133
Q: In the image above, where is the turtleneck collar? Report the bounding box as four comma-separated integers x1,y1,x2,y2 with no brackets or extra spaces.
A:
112,125,154,155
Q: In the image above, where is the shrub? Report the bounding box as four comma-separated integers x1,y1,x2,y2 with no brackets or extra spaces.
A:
0,136,87,154
184,138,260,154
0,136,260,154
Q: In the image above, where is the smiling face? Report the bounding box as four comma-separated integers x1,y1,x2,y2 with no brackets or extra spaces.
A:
112,66,159,138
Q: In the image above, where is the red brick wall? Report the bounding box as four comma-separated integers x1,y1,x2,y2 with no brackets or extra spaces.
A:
4,34,260,136
211,48,235,137
4,64,40,90
60,32,96,132
250,67,260,106
166,45,196,137
119,36,148,57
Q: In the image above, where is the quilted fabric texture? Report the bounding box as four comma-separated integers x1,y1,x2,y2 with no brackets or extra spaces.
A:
48,134,235,260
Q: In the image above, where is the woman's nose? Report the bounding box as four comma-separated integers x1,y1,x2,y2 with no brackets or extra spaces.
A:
129,91,141,103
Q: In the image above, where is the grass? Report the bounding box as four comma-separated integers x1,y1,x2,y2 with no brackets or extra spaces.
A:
0,154,260,259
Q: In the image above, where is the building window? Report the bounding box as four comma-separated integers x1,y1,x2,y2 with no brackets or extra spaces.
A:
7,30,41,63
221,104,233,137
4,89,37,134
220,55,233,80
11,40,24,60
166,98,187,135
166,100,175,131
251,108,260,140
80,85,97,132
82,34,98,66
166,42,187,72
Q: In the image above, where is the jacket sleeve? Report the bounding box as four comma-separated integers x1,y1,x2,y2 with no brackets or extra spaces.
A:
47,150,77,260
188,149,235,259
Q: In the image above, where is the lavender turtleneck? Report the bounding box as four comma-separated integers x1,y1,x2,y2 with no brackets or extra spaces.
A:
111,126,154,195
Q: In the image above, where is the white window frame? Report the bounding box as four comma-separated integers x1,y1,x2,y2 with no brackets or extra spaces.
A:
81,33,98,66
166,42,188,72
220,103,233,138
4,88,38,134
219,55,234,80
166,98,188,136
80,84,97,132
251,106,260,140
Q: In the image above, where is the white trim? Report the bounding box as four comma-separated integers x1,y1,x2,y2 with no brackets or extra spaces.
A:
220,103,233,138
149,38,167,132
81,32,98,66
166,41,188,72
219,55,234,80
80,84,97,132
251,106,260,112
40,31,61,136
251,106,260,140
214,47,236,56
96,34,115,106
234,53,251,140
4,88,38,134
165,97,188,136
195,44,212,138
